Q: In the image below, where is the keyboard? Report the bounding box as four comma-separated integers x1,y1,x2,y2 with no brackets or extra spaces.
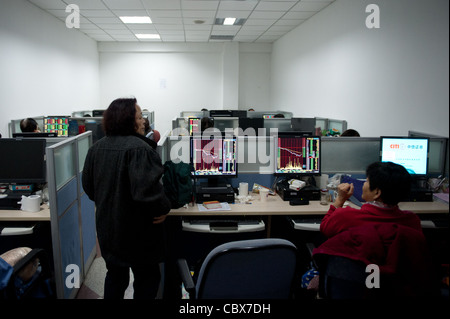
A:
188,219,261,226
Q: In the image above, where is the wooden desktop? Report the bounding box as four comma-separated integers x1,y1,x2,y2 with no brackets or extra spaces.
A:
0,204,50,221
169,193,449,216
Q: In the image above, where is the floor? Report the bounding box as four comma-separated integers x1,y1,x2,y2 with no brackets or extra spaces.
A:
75,241,135,299
75,240,169,299
75,256,135,299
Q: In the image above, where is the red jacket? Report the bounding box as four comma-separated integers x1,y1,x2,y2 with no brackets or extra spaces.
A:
320,203,422,238
313,223,435,297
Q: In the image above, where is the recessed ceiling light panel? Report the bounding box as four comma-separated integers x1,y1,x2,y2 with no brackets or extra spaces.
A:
135,34,160,39
120,16,152,24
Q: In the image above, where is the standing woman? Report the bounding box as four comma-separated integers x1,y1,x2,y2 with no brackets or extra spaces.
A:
82,97,171,299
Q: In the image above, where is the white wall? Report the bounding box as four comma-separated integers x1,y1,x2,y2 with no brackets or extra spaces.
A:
98,42,272,135
0,0,100,137
271,0,449,137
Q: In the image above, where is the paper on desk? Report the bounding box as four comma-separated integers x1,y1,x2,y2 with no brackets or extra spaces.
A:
198,202,231,211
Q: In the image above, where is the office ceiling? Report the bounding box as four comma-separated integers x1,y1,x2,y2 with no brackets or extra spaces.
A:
27,0,334,43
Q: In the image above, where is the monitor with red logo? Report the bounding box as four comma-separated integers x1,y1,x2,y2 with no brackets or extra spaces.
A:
380,136,429,176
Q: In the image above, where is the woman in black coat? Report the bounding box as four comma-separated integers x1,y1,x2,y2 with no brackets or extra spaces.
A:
82,97,171,299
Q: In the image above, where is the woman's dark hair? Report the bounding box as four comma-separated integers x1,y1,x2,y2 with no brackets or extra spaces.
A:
20,118,38,132
341,129,360,137
366,161,412,205
201,117,214,132
102,98,137,136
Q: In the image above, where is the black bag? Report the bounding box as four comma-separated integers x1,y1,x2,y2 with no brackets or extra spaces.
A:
162,160,193,209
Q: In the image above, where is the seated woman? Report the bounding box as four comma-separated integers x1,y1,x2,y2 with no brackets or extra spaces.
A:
320,161,421,238
302,162,427,294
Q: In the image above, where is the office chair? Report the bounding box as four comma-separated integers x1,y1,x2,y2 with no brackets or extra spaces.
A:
0,248,55,299
177,238,298,299
311,223,437,299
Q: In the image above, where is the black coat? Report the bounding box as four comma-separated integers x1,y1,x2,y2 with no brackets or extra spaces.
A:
82,134,171,266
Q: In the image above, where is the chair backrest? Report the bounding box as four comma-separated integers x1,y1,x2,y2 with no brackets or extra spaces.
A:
314,223,437,299
195,238,297,299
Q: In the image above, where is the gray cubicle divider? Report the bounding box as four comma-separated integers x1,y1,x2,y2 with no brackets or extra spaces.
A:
320,137,381,176
46,131,96,299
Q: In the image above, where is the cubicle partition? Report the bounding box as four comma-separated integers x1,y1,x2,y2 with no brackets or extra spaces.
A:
159,132,449,184
46,131,96,299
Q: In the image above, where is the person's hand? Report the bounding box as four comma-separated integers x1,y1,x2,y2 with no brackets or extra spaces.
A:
333,183,354,207
153,215,167,224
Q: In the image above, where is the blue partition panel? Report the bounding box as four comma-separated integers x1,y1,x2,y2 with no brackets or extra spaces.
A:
56,177,78,217
58,202,81,299
80,193,96,266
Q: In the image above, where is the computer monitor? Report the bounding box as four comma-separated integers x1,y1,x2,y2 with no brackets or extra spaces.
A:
190,134,237,184
238,118,264,135
0,138,46,184
380,136,429,176
275,133,321,176
264,118,293,133
291,118,315,136
13,132,58,138
188,118,201,136
44,116,69,137
209,110,233,117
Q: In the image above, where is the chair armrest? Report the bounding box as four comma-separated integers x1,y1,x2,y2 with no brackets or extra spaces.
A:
306,243,319,269
176,259,196,298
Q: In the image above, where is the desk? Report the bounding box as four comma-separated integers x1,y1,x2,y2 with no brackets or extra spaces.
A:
166,194,448,298
0,205,52,257
169,194,449,216
0,204,51,221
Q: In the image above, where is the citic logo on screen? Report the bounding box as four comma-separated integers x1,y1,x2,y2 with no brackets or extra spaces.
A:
389,143,423,150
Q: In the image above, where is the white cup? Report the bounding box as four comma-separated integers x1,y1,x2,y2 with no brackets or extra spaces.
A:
239,182,249,197
260,188,269,202
18,195,41,213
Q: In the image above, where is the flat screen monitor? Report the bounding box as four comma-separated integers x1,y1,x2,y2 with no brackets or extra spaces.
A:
0,138,46,184
188,118,201,136
92,110,105,117
275,134,321,176
190,135,237,178
291,118,315,135
264,118,292,133
238,118,264,135
380,136,429,176
209,110,232,117
13,132,58,138
44,116,69,137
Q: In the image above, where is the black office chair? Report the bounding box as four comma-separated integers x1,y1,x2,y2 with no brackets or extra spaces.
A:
177,238,298,299
0,248,55,299
310,223,438,299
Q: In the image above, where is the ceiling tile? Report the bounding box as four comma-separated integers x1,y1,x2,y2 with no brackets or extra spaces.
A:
141,0,182,10
28,0,69,10
290,1,333,11
102,0,145,10
87,17,122,24
81,10,116,18
67,0,108,10
218,0,258,11
254,1,297,11
249,11,285,20
216,10,252,19
181,0,219,10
